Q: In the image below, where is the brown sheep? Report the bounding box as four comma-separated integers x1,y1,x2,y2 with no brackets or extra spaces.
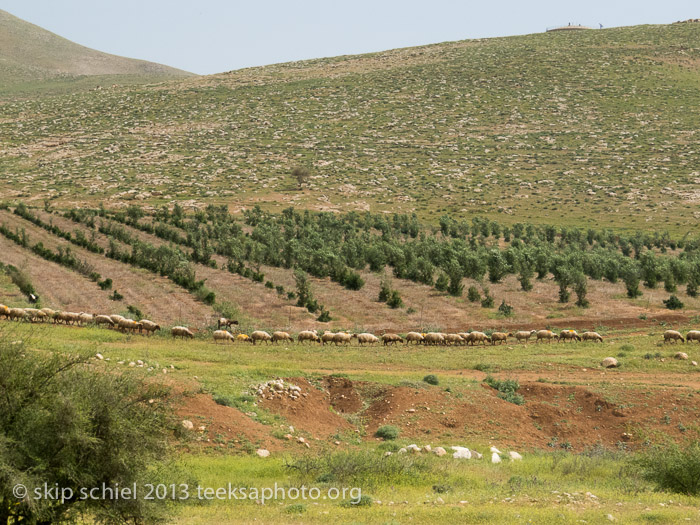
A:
217,317,239,330
663,330,684,344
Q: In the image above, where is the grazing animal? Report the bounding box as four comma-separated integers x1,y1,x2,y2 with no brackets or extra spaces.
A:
423,332,445,346
332,332,354,345
217,317,239,330
536,330,557,343
172,326,194,339
558,329,581,342
382,333,403,346
298,330,321,344
140,319,161,335
581,331,603,342
272,331,293,343
663,330,684,344
405,332,424,345
94,315,115,327
237,333,251,343
490,332,509,345
465,331,491,346
250,330,272,345
510,330,536,343
8,308,26,321
213,330,235,343
357,333,379,345
118,318,141,334
0,304,10,319
320,331,336,345
686,330,700,343
443,333,465,346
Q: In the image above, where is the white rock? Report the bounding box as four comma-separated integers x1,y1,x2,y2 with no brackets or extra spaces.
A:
490,446,502,454
692,361,698,367
95,353,104,360
423,444,432,453
398,448,407,454
433,447,447,457
256,449,270,458
674,352,688,360
451,446,472,459
406,444,422,453
602,357,619,368
472,451,483,459
384,451,393,457
491,452,502,464
436,496,445,504
181,420,194,431
509,451,523,461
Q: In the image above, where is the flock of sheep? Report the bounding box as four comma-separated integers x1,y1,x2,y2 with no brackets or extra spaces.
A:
0,304,161,335
212,328,610,346
3,306,699,347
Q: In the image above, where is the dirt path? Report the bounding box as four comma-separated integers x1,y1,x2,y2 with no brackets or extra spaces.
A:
0,211,216,325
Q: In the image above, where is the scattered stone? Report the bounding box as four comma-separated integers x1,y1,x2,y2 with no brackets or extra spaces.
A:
675,352,689,360
256,449,270,458
181,420,194,431
508,451,523,461
436,497,445,504
95,353,104,360
606,514,616,522
491,452,502,464
406,444,421,453
297,437,306,444
692,361,698,367
423,444,432,453
451,446,472,459
384,451,392,457
433,447,447,457
621,433,632,442
398,448,407,454
602,357,619,368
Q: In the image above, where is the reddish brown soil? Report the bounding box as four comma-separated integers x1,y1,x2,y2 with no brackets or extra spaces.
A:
175,393,285,452
173,374,700,454
258,378,353,439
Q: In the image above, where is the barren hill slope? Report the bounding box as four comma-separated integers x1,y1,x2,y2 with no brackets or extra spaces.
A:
0,9,191,87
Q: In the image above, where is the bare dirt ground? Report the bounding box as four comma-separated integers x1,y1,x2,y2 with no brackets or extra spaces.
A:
173,367,700,454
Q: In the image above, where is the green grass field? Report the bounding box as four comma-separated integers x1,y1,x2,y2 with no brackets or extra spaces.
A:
2,320,700,523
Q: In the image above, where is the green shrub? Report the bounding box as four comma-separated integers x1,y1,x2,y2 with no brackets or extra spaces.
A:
317,310,331,322
467,286,481,302
375,425,400,440
635,441,700,495
663,295,684,310
497,300,514,317
387,290,403,309
483,375,524,405
423,374,439,385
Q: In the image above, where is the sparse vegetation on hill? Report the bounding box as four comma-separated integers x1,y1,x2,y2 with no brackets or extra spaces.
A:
1,23,699,231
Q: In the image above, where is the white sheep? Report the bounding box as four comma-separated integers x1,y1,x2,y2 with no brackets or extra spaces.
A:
465,331,491,346
172,326,194,339
558,329,581,342
94,315,115,327
382,333,403,346
297,330,320,344
490,332,509,345
663,330,685,343
272,331,293,343
405,332,424,345
686,330,700,343
332,332,354,345
213,330,235,343
510,330,536,343
140,319,161,335
250,330,272,345
581,331,603,342
423,332,445,345
536,330,556,343
357,333,379,345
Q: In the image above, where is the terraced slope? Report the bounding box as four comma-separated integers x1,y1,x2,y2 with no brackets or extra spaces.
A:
1,23,699,231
